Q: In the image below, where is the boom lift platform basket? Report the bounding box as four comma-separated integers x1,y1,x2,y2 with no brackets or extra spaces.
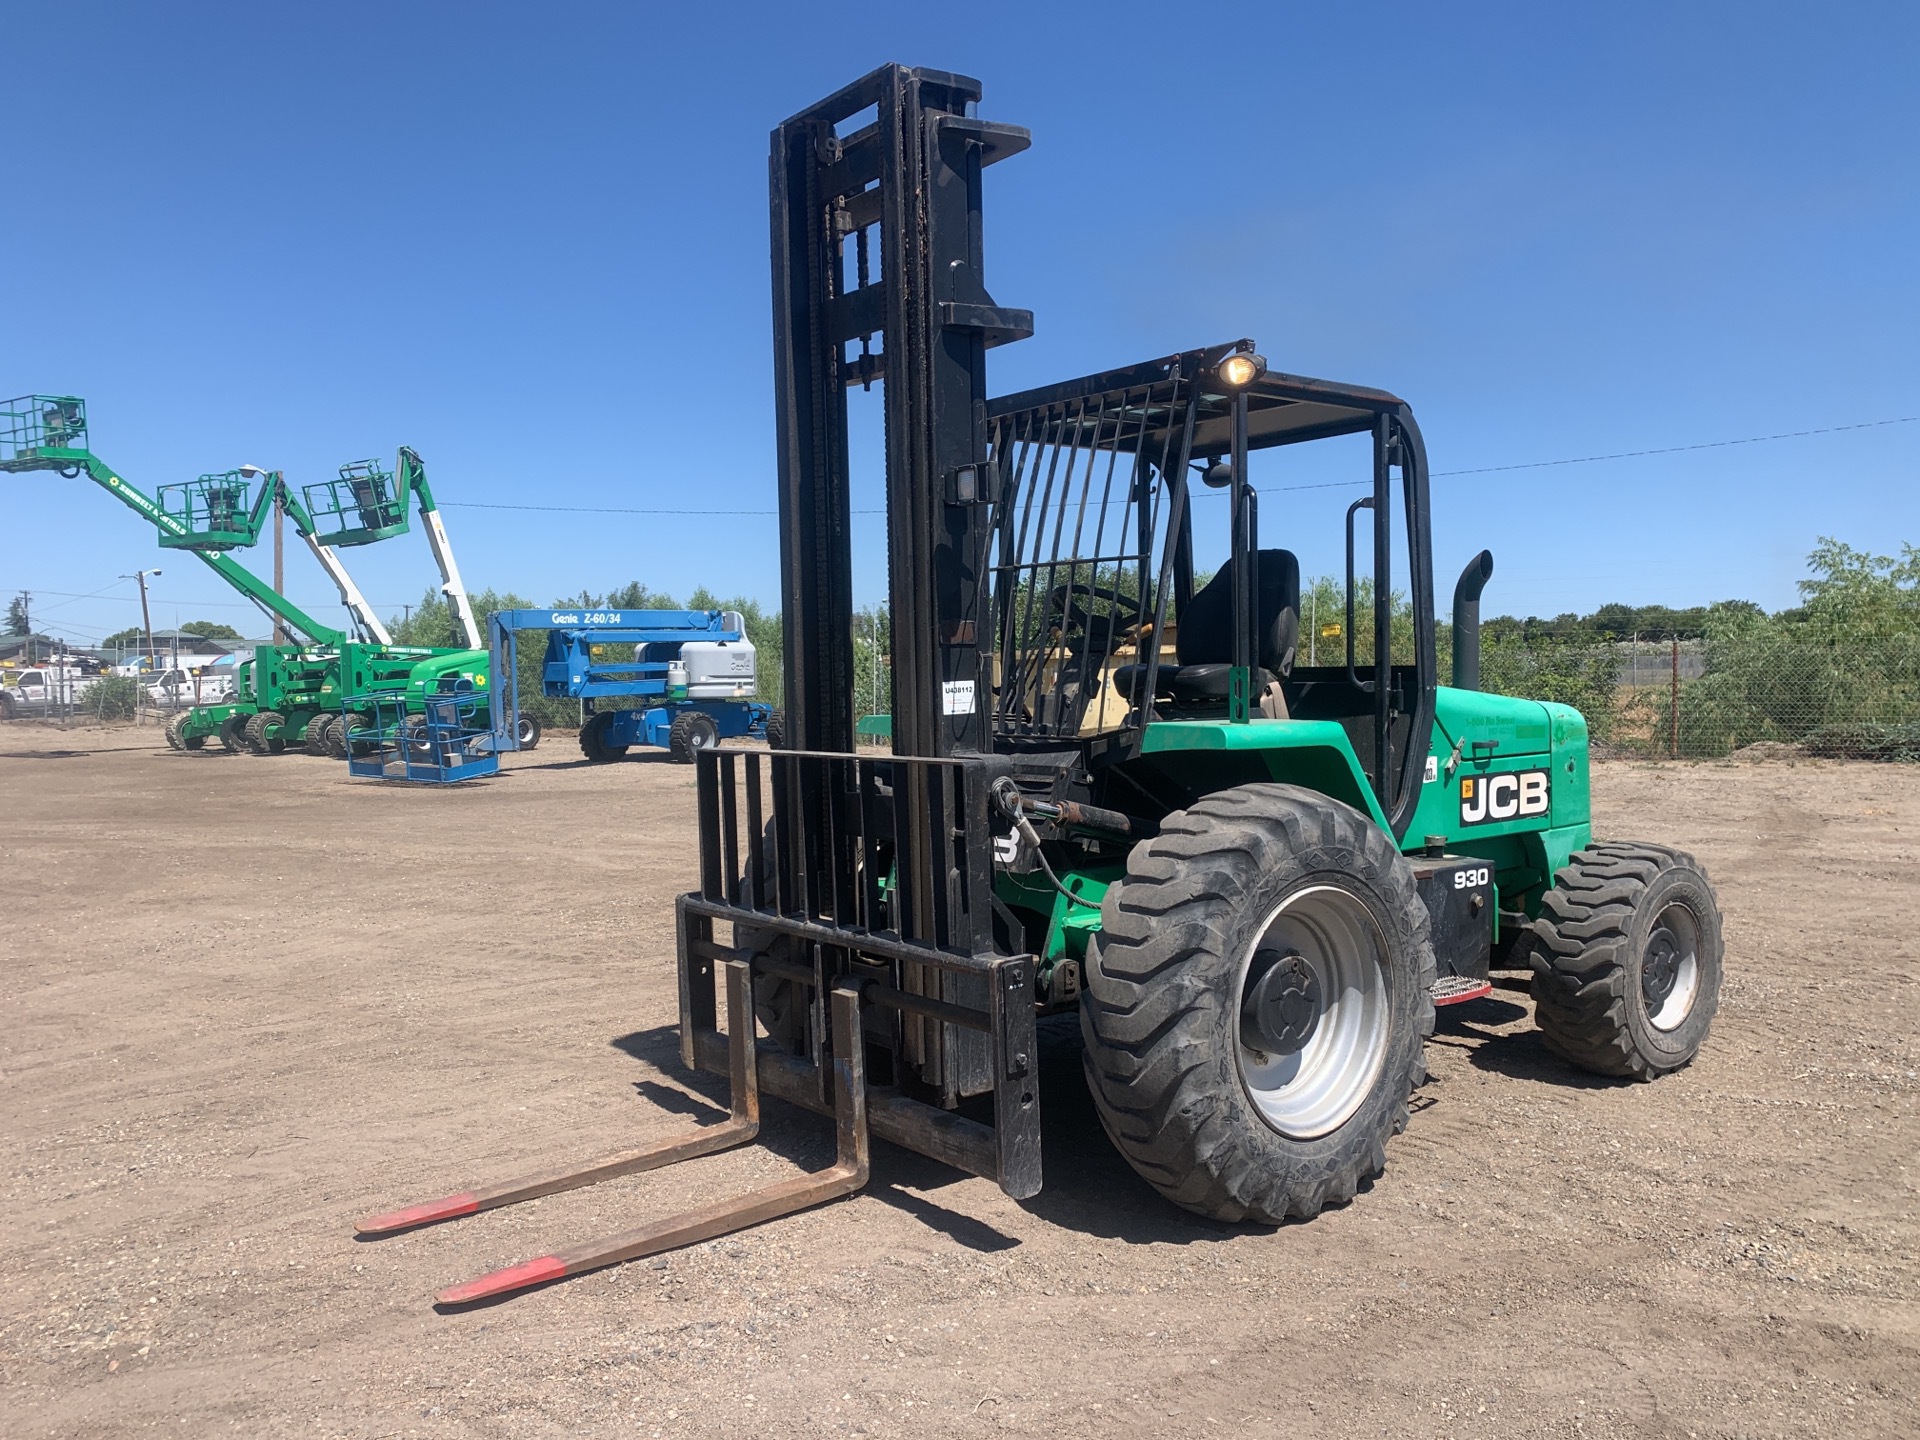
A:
344,690,499,784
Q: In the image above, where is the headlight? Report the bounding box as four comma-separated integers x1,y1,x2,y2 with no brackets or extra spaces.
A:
1216,352,1267,388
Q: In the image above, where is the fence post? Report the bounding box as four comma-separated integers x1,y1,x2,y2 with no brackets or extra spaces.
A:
1669,636,1680,760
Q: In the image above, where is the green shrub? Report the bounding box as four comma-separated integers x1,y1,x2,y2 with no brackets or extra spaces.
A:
80,676,141,721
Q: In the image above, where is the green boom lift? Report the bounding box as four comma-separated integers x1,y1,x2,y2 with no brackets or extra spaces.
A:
0,396,491,755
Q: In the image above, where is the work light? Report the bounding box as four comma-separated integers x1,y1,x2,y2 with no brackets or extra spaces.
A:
1216,352,1267,388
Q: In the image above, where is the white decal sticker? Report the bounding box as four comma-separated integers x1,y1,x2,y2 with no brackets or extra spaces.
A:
941,680,976,716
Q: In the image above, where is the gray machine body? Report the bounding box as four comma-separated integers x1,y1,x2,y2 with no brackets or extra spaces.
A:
640,611,757,700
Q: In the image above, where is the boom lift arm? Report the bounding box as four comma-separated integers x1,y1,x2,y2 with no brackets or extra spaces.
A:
0,397,346,646
302,447,480,648
229,466,393,644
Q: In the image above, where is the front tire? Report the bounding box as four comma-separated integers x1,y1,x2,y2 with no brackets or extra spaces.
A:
165,711,188,751
305,714,338,757
668,710,719,763
578,712,628,763
516,715,543,750
1529,841,1723,1080
243,710,286,756
218,713,250,753
1082,784,1435,1223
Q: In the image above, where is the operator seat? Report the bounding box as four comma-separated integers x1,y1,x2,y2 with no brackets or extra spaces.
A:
1115,548,1300,704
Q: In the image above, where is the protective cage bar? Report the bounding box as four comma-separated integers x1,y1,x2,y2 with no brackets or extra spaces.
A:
679,746,1042,1198
303,458,408,546
0,394,86,467
983,371,1200,741
155,470,268,550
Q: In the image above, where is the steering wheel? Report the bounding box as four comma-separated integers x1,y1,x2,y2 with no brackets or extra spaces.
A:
1043,580,1146,654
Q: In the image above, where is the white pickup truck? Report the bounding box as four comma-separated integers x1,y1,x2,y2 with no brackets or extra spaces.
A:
0,667,95,718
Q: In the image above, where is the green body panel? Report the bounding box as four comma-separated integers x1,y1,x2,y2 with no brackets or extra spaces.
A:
999,867,1116,970
1403,688,1593,917
1137,718,1392,828
997,685,1595,968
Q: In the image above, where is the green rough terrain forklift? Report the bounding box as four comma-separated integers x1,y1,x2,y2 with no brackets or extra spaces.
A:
360,64,1724,1302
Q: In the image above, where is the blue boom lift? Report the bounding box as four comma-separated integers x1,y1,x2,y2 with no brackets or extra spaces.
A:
487,609,779,763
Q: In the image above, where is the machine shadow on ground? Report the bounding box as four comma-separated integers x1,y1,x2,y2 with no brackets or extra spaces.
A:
612,1016,1257,1255
1429,977,1630,1090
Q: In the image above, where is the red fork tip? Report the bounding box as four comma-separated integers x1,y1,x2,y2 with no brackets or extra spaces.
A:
437,1255,569,1306
355,1192,480,1235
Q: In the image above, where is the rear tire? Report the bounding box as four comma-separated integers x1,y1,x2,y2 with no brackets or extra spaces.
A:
341,713,378,758
218,713,250,753
243,710,286,756
305,714,338,757
516,715,543,750
1529,841,1723,1080
668,710,719,763
401,714,435,763
1082,783,1435,1223
578,712,629,763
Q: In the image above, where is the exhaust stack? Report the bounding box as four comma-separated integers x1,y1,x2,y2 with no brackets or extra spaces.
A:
1451,550,1495,690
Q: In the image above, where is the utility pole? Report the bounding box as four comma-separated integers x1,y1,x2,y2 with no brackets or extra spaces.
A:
121,570,161,670
13,590,30,664
272,492,287,644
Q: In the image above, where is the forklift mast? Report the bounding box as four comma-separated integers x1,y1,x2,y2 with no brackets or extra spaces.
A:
770,64,1031,760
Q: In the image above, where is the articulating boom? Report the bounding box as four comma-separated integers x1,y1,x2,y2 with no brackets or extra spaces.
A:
157,464,393,644
303,447,480,648
0,396,346,646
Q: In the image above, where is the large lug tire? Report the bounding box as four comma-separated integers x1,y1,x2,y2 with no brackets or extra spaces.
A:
341,714,378,759
218,713,250,753
1081,783,1436,1223
243,710,287,756
1529,841,1724,1080
401,714,435,763
578,712,629,763
515,714,543,751
764,710,786,750
668,709,720,764
304,714,338,757
164,712,188,751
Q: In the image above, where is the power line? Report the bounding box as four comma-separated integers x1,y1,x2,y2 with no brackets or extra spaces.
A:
1431,414,1917,478
433,414,1918,516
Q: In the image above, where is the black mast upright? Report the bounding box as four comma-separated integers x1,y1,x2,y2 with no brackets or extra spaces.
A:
767,64,1031,760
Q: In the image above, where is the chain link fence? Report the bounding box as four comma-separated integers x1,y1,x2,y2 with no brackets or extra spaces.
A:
1479,629,1920,760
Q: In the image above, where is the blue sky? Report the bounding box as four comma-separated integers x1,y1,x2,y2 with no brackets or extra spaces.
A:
4,2,1915,647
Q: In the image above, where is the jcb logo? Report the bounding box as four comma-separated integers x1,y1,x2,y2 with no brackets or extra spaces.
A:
1460,769,1550,825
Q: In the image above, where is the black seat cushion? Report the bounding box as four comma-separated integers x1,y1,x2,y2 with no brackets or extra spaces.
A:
1111,549,1299,707
1176,548,1300,675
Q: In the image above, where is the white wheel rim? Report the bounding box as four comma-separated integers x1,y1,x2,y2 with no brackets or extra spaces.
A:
1237,884,1392,1140
1643,903,1701,1032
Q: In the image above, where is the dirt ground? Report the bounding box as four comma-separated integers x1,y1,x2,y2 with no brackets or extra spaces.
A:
2,722,1916,1440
